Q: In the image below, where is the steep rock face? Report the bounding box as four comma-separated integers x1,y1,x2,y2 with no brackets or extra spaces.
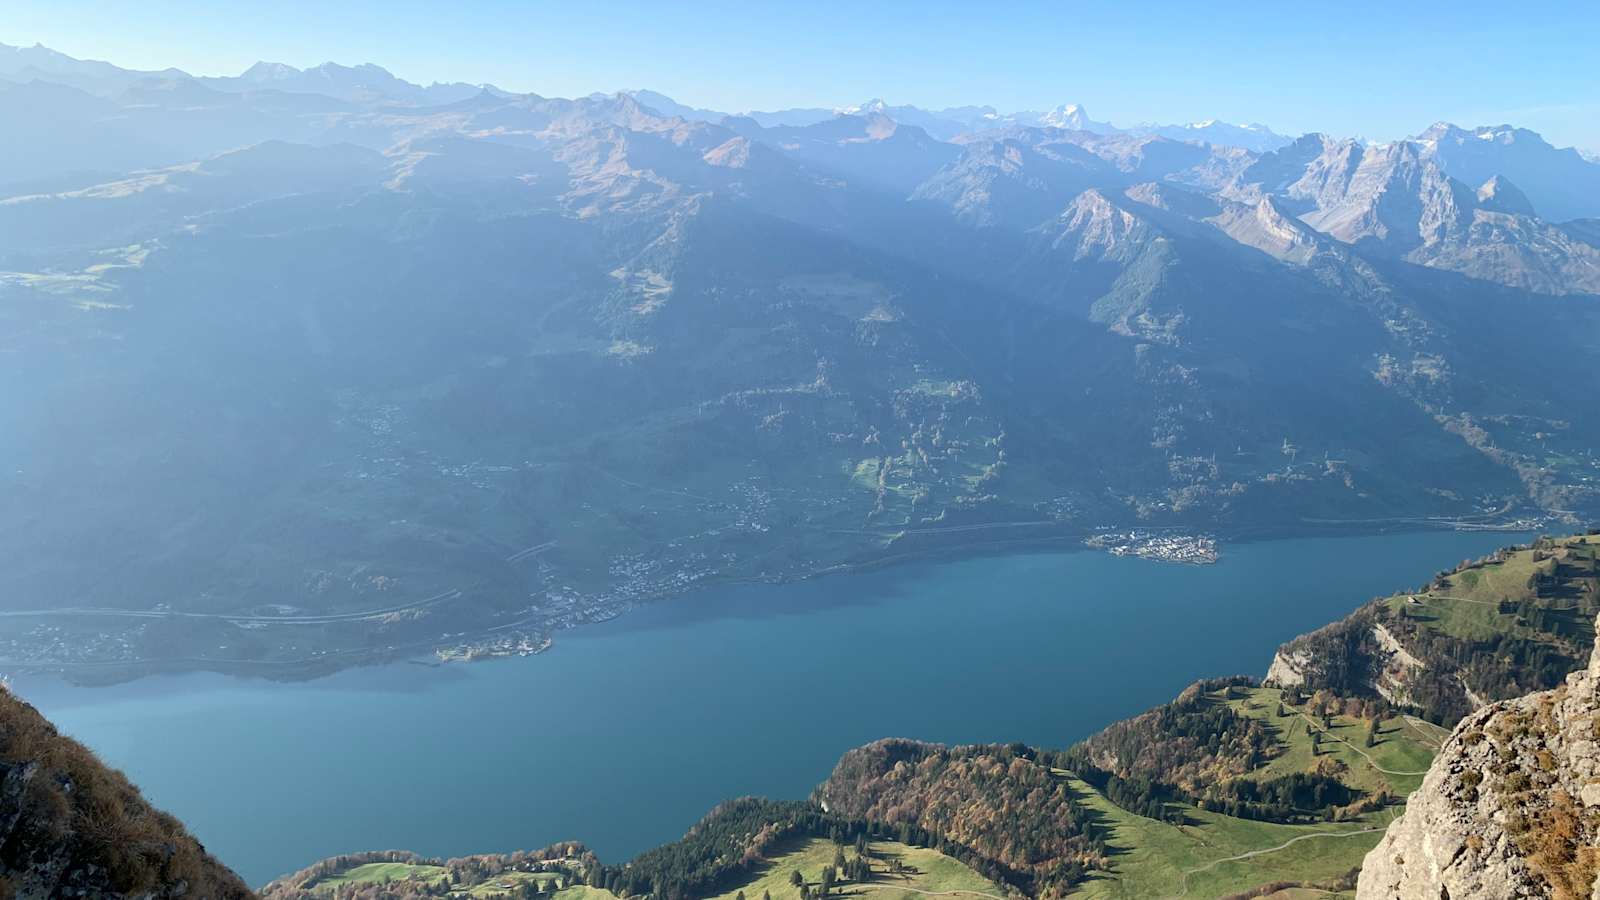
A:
1123,180,1222,219
1357,616,1600,900
1225,135,1600,295
1043,188,1159,262
1477,175,1538,217
1225,132,1352,210
1297,141,1475,252
1208,195,1327,264
0,687,252,899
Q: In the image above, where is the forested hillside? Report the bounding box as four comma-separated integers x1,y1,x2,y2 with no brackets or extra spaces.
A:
1269,532,1600,723
815,740,1108,894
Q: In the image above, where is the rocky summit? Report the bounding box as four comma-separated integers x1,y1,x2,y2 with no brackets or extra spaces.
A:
1358,614,1600,899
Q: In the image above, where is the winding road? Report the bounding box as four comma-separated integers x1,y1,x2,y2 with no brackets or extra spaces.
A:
884,889,1007,900
0,588,462,625
1286,707,1432,776
1171,825,1389,897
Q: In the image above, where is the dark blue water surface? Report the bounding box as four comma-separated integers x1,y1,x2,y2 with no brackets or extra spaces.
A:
13,531,1525,886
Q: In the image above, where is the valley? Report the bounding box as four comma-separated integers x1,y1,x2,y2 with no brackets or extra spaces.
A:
3,12,1599,900
3,44,1600,680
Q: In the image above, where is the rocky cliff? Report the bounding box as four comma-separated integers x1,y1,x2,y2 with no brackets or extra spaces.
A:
1356,614,1600,899
1267,536,1600,727
0,686,252,899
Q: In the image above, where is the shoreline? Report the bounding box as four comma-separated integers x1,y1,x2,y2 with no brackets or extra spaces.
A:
1,517,1547,688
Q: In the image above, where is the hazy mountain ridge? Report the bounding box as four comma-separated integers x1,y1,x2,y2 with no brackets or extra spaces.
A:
0,41,1292,158
1,43,1599,680
1415,121,1600,222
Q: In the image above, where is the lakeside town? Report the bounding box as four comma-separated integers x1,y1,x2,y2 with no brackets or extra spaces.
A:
1084,530,1220,564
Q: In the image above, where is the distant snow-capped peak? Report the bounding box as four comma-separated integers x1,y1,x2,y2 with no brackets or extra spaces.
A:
840,98,890,116
1039,103,1092,128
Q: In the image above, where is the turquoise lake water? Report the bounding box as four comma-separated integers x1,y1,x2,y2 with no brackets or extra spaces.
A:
12,531,1526,886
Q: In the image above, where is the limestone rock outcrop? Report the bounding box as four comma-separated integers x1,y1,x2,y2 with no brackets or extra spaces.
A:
1356,616,1600,899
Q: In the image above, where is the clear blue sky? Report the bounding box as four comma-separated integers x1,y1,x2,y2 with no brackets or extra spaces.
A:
6,0,1599,150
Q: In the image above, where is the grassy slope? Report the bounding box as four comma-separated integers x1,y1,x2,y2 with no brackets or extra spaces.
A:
461,875,598,899
707,838,1003,900
1065,774,1389,900
309,861,449,892
1230,688,1439,797
1380,533,1600,644
554,887,625,900
1271,533,1600,724
1067,686,1434,899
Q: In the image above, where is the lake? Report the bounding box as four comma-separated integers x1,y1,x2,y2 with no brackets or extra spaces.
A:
12,530,1525,886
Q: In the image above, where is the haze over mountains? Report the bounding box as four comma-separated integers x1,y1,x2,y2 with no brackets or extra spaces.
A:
2,41,1600,681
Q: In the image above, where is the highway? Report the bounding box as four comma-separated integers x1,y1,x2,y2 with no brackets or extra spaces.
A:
0,589,462,625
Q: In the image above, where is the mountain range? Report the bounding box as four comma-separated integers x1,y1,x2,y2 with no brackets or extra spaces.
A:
1,43,1599,682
